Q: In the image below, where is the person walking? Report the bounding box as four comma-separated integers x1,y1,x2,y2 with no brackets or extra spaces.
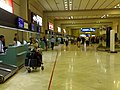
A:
65,37,69,47
85,36,89,46
77,36,81,47
51,36,55,50
43,36,47,51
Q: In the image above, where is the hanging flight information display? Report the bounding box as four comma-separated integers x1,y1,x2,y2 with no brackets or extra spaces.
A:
81,28,96,32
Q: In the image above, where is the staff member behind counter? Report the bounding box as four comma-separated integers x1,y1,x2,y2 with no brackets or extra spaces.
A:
0,35,6,53
13,38,21,46
13,33,21,46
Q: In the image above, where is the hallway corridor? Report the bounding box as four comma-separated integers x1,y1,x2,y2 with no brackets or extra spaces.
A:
0,44,120,90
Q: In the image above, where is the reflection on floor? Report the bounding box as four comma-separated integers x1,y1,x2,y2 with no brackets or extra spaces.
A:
1,44,120,90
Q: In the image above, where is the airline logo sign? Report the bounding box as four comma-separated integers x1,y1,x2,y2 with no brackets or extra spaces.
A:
0,0,13,13
24,22,28,29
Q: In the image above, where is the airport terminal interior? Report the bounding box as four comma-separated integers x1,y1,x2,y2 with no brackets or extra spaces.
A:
0,0,120,90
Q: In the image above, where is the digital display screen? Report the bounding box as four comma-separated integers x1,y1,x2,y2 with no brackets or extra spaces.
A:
31,23,34,31
49,22,54,30
18,17,24,28
81,28,96,32
32,14,42,26
37,26,41,32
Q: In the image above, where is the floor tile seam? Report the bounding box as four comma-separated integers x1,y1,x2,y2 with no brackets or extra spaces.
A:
48,50,59,90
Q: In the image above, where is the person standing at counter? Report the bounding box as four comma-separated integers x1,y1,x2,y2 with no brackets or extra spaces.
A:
0,35,5,53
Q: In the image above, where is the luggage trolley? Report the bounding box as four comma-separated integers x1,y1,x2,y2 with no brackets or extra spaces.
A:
25,49,44,73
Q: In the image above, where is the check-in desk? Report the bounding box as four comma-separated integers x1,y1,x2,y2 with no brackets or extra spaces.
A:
0,45,28,68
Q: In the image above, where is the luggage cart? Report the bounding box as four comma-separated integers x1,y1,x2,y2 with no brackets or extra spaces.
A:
25,51,44,73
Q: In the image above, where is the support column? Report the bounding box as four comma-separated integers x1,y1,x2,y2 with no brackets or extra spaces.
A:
20,0,28,20
110,30,117,53
118,21,120,40
112,21,118,42
67,28,72,35
54,21,58,33
43,14,48,33
112,21,118,33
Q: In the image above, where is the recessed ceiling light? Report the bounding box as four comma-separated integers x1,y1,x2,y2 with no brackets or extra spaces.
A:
65,1,67,4
65,4,67,6
69,1,72,4
71,16,73,19
65,6,68,8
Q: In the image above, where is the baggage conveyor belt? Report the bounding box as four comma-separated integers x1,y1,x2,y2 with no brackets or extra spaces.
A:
0,62,18,83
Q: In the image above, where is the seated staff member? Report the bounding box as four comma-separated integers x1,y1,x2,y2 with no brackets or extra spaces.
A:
13,38,21,46
0,35,5,53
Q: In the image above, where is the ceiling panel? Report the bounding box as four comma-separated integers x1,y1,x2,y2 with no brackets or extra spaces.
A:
92,0,106,9
73,0,81,10
46,0,58,10
74,16,83,19
79,0,90,9
55,0,64,10
82,16,88,18
106,0,120,8
87,16,101,18
30,0,120,30
37,0,52,11
108,14,120,18
99,0,114,9
86,0,98,9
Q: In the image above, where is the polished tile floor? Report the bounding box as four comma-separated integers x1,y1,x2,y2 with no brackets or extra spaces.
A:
0,44,120,90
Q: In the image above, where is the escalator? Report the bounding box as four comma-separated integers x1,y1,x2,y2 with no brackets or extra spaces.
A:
0,62,18,83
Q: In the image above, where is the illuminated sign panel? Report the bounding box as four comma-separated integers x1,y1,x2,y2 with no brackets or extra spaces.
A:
49,22,54,30
18,17,24,28
63,29,66,33
0,0,13,13
57,27,61,32
81,28,96,32
24,22,28,29
37,26,41,33
31,23,34,31
33,15,42,26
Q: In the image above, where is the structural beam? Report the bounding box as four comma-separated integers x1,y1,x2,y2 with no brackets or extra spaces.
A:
61,22,112,26
44,9,120,17
61,22,112,29
55,17,120,24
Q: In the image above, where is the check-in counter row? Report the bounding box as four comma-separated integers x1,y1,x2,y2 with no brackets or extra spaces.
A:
0,45,29,68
